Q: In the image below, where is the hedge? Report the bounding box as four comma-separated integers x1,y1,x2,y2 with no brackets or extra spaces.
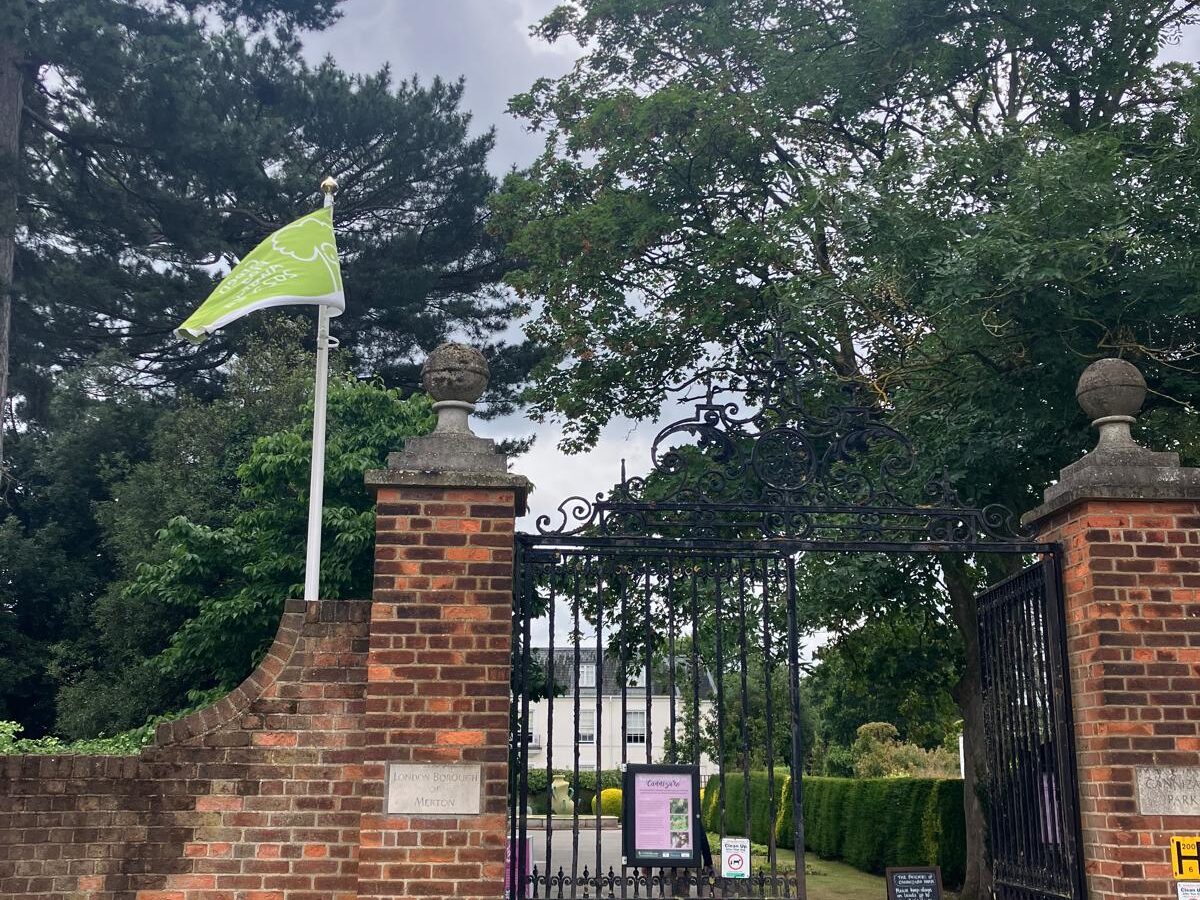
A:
701,774,966,889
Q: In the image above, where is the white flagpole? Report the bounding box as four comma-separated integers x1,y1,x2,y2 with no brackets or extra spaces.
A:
303,176,338,601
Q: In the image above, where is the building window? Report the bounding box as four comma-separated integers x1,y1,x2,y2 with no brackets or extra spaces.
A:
578,708,596,744
578,664,596,688
626,709,646,744
629,666,647,688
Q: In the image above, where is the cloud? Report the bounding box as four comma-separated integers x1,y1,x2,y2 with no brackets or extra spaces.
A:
303,0,578,173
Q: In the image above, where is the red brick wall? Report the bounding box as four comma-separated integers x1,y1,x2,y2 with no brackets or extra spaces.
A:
355,485,515,900
0,599,370,900
0,473,521,900
1038,498,1200,900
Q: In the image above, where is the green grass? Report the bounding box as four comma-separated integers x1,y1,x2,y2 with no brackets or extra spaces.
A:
803,859,888,899
708,833,957,900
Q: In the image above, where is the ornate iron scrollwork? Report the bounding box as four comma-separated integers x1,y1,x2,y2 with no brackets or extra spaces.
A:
534,325,1031,548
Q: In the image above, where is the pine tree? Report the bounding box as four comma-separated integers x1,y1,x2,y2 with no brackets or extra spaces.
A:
3,0,533,461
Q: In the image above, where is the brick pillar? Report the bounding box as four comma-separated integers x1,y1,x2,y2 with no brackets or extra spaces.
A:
356,344,530,900
1024,359,1200,900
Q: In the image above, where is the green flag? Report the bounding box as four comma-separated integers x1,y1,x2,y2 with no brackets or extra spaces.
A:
176,206,344,342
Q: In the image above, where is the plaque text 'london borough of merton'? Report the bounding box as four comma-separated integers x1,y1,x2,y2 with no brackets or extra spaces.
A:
386,763,482,816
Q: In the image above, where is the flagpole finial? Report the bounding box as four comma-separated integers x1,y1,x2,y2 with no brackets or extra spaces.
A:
320,176,338,195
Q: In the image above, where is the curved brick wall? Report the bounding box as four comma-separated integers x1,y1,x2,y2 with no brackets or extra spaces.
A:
0,599,371,900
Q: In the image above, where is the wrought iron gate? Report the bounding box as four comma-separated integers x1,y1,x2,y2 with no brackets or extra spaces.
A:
504,325,1084,898
510,543,809,897
977,560,1086,900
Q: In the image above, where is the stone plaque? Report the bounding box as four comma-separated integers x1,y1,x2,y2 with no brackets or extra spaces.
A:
1136,767,1200,816
386,763,482,815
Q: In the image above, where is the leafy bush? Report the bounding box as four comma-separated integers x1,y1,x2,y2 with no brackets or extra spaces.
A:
822,744,855,777
0,692,227,756
851,722,959,778
592,788,623,816
702,773,966,889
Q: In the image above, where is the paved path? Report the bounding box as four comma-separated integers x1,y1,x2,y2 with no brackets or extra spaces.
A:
530,827,625,876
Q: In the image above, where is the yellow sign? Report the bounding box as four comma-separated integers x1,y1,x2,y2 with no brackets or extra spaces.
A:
1172,836,1200,879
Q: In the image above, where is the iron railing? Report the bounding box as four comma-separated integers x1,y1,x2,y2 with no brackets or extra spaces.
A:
978,560,1086,900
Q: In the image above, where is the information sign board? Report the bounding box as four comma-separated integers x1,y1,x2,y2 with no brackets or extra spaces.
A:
621,764,702,868
1178,883,1200,900
885,866,943,900
1174,836,1200,879
721,837,750,879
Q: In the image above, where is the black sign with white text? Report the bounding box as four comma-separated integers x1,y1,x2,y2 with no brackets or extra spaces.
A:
885,866,943,900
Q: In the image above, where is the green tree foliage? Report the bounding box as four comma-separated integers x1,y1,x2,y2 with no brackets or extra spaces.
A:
673,651,816,772
95,322,316,570
494,4,1200,891
0,379,163,734
805,601,962,751
9,0,533,428
495,0,1200,460
850,722,959,779
53,374,432,738
1,2,533,737
45,324,316,738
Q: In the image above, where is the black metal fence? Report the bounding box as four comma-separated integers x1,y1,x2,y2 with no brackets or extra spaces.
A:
977,560,1086,900
508,546,808,899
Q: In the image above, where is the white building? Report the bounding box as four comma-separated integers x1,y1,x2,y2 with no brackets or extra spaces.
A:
523,647,718,776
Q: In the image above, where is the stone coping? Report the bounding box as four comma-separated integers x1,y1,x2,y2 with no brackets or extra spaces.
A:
1023,465,1200,527
365,466,532,514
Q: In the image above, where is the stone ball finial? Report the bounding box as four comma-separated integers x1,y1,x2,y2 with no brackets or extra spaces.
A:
421,342,489,405
1076,358,1146,423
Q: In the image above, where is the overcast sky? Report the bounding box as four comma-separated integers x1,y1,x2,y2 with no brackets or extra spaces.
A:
305,0,656,536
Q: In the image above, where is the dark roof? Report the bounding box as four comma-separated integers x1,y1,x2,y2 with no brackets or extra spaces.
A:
531,647,716,699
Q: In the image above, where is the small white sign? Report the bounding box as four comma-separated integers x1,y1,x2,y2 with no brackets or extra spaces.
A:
721,837,750,879
386,763,482,815
1178,882,1200,900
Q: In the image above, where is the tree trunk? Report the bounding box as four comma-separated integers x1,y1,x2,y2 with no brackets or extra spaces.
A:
941,554,992,900
0,33,22,472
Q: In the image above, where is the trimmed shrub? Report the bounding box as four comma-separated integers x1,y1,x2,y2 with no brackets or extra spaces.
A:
592,788,623,816
922,779,966,888
525,769,622,799
701,772,781,845
704,773,967,890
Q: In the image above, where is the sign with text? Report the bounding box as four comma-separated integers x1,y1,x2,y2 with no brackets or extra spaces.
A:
1178,883,1200,900
385,763,481,815
885,866,943,900
1173,836,1200,879
1138,768,1200,816
622,764,702,868
721,837,750,879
